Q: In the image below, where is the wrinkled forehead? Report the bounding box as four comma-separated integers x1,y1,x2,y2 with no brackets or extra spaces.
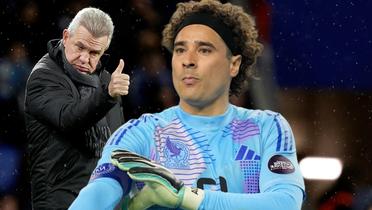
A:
69,26,109,52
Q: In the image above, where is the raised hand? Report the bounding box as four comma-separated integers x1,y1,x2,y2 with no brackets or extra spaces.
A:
108,59,130,97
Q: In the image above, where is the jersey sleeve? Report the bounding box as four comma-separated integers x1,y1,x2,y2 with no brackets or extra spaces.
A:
259,112,305,193
69,114,159,209
68,178,124,210
198,111,305,210
100,113,160,163
200,183,303,210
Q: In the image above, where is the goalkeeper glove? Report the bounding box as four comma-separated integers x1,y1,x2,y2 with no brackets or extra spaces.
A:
111,149,204,210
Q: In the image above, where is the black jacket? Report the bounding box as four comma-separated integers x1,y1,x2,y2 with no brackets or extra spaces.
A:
24,40,124,209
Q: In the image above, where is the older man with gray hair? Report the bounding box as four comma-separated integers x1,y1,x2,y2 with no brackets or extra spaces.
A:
24,7,129,209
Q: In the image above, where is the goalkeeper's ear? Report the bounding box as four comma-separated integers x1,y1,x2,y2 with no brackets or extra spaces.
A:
89,163,132,195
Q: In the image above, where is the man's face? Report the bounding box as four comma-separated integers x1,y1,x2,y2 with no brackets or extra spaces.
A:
172,24,241,113
62,25,109,74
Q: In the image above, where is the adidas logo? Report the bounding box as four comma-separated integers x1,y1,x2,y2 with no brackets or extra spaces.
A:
235,145,260,160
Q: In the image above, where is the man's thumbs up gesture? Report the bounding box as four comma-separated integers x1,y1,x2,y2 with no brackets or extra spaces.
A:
108,59,130,97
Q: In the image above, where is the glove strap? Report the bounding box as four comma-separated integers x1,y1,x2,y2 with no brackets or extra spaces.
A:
180,187,205,210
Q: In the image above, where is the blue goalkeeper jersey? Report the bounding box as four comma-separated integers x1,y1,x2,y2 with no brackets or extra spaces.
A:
70,104,305,210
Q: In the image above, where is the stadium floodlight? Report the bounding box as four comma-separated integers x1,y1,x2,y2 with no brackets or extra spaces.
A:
299,157,343,180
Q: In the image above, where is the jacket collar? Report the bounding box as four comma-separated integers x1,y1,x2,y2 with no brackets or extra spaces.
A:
47,39,101,88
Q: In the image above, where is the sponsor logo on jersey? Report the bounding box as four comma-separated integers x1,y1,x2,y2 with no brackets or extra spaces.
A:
90,163,132,194
90,163,116,182
268,155,295,174
92,163,115,176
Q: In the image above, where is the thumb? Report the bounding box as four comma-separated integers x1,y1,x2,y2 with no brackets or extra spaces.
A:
114,59,125,74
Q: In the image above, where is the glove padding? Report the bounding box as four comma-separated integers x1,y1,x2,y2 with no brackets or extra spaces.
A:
111,149,204,210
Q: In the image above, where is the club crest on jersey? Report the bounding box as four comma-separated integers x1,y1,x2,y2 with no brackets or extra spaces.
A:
164,137,189,168
268,155,295,174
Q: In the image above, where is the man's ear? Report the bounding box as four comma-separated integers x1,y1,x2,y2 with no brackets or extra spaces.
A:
62,29,69,45
230,55,242,77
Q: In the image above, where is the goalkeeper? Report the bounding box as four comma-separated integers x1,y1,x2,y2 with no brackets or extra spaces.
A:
69,0,305,209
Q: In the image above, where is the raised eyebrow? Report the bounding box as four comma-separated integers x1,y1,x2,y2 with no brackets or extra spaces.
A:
76,41,85,48
195,41,216,49
76,41,102,54
174,40,216,50
174,41,186,48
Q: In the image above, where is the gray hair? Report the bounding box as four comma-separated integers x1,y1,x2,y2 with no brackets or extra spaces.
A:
67,7,114,48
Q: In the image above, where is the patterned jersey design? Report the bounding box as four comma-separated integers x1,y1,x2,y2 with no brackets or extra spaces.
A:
223,119,260,143
154,118,214,186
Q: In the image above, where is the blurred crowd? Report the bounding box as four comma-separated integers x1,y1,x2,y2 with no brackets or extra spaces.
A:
1,0,372,210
